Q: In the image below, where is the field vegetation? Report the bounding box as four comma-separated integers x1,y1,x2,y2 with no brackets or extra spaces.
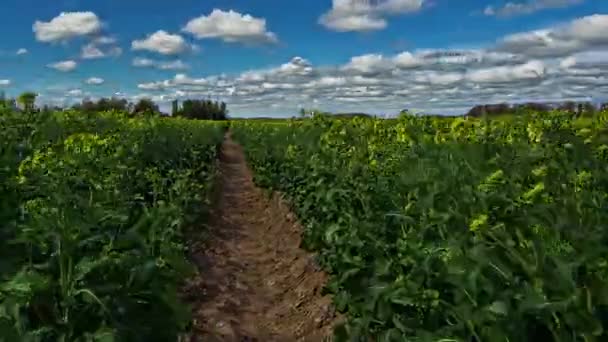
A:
1,98,608,341
0,105,225,341
232,109,608,341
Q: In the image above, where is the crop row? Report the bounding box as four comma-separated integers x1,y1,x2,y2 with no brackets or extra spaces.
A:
232,111,608,341
1,109,225,341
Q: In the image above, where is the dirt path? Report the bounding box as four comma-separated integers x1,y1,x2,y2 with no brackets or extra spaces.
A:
183,134,338,341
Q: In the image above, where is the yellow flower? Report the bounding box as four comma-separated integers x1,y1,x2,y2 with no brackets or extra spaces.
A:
469,214,488,232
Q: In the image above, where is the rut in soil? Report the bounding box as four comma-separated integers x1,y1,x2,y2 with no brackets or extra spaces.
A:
182,134,339,341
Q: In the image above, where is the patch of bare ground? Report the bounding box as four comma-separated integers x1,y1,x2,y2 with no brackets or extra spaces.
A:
182,133,340,341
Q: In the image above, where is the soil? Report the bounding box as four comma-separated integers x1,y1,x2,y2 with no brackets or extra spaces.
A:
182,134,340,341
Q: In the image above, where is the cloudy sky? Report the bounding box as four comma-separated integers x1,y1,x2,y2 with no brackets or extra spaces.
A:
1,0,607,116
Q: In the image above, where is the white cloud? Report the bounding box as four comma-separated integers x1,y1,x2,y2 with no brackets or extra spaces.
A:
304,76,348,88
183,9,277,44
157,60,189,70
416,71,464,85
132,30,190,55
67,89,83,96
319,0,424,32
137,73,210,90
173,73,211,86
138,81,170,91
33,12,102,42
275,57,314,76
554,14,608,43
560,56,577,69
0,80,11,86
81,44,105,59
132,58,155,68
92,36,117,45
16,48,28,55
48,60,77,72
236,57,315,84
82,44,121,59
342,54,391,74
498,29,582,57
128,14,608,117
497,14,608,57
466,60,546,83
393,51,424,68
483,0,583,17
322,15,387,32
85,77,104,85
132,57,189,70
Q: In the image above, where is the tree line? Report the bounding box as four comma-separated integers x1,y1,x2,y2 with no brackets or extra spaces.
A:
466,101,608,118
0,91,228,120
171,99,228,120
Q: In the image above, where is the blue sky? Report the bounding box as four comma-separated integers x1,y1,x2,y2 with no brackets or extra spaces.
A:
1,0,607,116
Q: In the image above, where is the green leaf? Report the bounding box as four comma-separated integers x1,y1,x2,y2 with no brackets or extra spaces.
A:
487,301,508,316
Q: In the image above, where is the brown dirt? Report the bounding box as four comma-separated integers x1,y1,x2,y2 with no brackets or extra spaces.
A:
183,134,340,341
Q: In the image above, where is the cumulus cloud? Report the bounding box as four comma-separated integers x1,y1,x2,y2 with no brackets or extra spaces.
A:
483,0,583,17
561,50,608,69
132,57,189,70
33,12,102,42
16,48,28,55
274,57,314,76
132,30,190,55
48,60,77,72
133,48,604,115
465,60,546,83
92,36,117,45
416,71,464,85
126,13,608,116
137,73,211,90
496,14,608,57
183,9,277,44
236,57,315,84
319,0,424,32
342,54,391,74
393,51,424,68
81,44,105,59
0,79,11,86
85,77,105,85
81,43,122,59
67,89,83,96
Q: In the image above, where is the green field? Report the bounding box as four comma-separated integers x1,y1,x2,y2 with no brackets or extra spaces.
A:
2,107,608,341
1,108,225,341
232,111,608,341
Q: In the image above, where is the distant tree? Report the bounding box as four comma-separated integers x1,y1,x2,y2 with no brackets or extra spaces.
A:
466,105,485,117
559,101,576,113
601,102,608,111
173,99,227,120
0,91,7,109
220,101,227,118
581,102,596,117
72,97,130,113
17,92,37,112
171,100,179,116
0,93,18,111
133,98,159,115
518,102,551,113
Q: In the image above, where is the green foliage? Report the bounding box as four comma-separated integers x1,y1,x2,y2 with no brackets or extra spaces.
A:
232,111,608,341
0,109,225,341
132,98,160,115
17,92,38,112
72,97,131,114
173,99,228,120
